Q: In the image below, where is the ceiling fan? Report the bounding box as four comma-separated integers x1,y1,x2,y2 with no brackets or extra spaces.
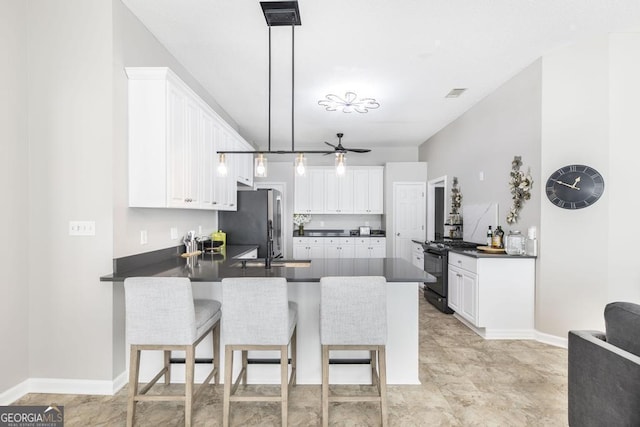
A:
324,133,371,154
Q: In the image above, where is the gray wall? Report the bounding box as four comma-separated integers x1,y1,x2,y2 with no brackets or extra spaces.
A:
419,33,640,341
0,0,29,394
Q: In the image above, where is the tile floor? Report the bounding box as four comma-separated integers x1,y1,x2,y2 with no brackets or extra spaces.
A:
13,292,568,426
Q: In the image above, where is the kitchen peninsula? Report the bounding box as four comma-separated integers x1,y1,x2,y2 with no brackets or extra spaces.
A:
101,246,431,386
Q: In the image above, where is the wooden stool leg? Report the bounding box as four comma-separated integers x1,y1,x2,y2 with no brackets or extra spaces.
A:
127,346,141,427
212,322,220,384
241,350,248,384
223,346,233,427
370,349,378,387
280,345,288,427
164,350,172,385
378,346,388,427
185,345,195,427
291,326,297,385
321,345,330,427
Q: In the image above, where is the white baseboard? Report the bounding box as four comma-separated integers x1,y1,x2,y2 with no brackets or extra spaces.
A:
453,313,567,347
535,330,568,348
0,379,30,406
0,373,128,405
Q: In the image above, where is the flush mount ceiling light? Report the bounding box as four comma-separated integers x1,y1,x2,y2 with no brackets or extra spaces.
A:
318,92,380,113
216,1,372,177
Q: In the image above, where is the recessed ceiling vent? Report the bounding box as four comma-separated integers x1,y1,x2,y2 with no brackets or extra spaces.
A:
445,88,467,98
261,1,301,26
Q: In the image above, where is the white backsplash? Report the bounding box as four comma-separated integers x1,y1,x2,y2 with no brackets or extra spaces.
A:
303,214,383,231
463,203,499,244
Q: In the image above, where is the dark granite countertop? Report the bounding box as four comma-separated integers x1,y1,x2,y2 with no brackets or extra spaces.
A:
449,248,537,259
293,229,386,238
100,245,431,283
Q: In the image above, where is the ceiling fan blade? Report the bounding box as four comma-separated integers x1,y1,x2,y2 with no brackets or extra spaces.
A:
345,148,371,153
324,141,337,148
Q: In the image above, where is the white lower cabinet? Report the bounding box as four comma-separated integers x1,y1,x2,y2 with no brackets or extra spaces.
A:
447,251,535,339
324,238,356,258
412,242,424,270
292,237,325,259
355,238,386,258
293,237,386,260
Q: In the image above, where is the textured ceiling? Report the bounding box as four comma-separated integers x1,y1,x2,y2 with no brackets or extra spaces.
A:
122,0,640,150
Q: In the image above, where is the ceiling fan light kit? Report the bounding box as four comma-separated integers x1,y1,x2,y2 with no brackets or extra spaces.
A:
215,0,372,177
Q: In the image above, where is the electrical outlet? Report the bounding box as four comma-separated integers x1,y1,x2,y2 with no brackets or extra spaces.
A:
198,225,202,235
170,227,178,240
140,230,148,245
320,221,324,227
69,221,96,236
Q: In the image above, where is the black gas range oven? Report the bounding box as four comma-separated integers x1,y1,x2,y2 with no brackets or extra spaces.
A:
423,240,479,313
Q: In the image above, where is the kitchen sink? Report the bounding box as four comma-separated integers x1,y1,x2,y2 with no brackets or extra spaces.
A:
231,259,311,268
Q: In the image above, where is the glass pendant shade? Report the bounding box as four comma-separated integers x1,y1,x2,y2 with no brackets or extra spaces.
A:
335,153,346,176
217,153,228,177
295,153,307,176
254,154,268,177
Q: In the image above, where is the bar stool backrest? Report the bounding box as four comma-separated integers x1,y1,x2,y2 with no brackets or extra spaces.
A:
320,276,387,345
222,277,290,345
124,277,197,345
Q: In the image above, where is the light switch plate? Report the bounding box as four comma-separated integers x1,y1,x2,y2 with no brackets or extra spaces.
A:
69,221,95,236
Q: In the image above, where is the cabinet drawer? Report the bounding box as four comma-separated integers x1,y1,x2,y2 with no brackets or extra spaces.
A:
449,252,477,274
294,237,323,245
325,237,353,245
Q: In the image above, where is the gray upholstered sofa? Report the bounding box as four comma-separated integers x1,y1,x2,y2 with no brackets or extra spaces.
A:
568,301,640,427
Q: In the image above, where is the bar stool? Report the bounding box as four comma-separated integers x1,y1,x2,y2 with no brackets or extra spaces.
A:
320,276,388,427
221,277,297,427
124,277,221,427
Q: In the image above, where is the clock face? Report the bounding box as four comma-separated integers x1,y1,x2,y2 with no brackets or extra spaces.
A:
545,165,604,209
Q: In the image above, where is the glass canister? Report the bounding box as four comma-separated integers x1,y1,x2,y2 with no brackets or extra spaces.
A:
505,230,526,255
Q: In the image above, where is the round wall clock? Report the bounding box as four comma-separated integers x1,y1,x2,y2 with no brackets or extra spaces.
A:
545,164,604,209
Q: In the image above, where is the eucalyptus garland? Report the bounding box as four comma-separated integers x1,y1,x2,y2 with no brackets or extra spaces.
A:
507,156,533,224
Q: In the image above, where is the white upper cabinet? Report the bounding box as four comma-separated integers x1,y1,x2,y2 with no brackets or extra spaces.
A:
294,166,384,215
325,169,354,214
353,166,383,214
294,167,325,213
126,67,249,211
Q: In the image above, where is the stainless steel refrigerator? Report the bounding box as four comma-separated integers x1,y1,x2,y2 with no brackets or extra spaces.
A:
218,189,282,259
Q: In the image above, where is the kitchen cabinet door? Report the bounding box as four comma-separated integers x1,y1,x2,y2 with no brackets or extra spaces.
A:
200,109,216,208
355,237,386,258
325,238,354,258
293,237,324,259
447,265,461,313
294,168,324,213
448,254,478,326
412,242,424,269
353,167,384,214
325,169,354,213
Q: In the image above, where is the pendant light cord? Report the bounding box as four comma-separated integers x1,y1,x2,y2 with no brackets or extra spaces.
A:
268,26,272,152
291,23,295,152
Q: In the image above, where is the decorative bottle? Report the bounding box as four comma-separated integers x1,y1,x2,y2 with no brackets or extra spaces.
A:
492,226,504,248
486,226,492,246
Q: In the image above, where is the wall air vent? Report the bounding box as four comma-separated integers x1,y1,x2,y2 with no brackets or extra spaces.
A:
261,1,301,26
445,88,467,98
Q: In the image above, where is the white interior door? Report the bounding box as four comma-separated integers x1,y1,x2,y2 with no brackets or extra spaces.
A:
393,182,426,262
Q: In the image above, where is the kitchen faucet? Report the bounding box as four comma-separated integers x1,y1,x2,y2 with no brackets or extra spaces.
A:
265,220,273,269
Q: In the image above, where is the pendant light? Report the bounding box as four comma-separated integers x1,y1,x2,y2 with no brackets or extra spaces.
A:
217,153,228,177
295,153,307,176
254,153,268,177
335,153,346,176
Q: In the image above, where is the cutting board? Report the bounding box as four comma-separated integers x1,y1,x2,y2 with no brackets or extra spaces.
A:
476,246,505,254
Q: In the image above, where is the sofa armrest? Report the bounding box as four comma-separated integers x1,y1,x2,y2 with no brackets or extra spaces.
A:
568,330,640,427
